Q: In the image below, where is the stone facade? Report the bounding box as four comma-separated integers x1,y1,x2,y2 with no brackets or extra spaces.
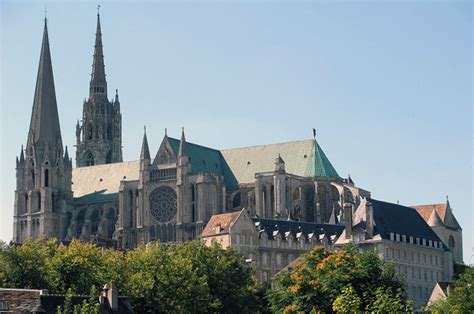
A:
201,209,344,282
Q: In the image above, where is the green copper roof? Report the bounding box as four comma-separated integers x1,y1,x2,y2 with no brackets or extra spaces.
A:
303,141,340,178
168,137,238,188
168,137,338,188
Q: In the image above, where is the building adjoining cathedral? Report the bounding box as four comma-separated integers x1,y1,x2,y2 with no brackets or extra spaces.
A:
12,13,463,308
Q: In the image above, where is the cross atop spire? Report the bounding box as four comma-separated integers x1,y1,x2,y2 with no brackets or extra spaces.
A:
89,9,107,97
27,17,63,159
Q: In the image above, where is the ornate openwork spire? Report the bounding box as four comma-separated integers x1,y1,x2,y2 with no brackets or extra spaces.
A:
89,9,107,97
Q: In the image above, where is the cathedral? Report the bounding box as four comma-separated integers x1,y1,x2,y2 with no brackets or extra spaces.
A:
12,12,462,282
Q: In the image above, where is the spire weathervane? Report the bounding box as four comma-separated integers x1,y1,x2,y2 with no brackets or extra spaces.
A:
97,4,101,15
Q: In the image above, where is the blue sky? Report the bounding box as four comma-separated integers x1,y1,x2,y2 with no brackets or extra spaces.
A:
0,1,472,263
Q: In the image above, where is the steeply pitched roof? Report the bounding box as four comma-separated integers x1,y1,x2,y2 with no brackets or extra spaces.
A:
201,211,242,237
411,202,461,230
369,198,444,243
427,209,443,227
221,139,340,184
27,18,62,154
72,161,139,198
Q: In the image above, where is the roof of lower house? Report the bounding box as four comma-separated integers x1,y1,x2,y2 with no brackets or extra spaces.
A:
201,211,243,237
71,161,139,198
0,288,133,313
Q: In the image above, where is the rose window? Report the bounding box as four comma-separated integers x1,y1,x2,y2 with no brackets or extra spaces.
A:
149,187,177,223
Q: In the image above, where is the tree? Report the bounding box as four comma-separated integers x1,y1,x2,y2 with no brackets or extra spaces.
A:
427,265,474,313
48,240,118,294
0,238,56,289
332,284,361,313
267,244,409,313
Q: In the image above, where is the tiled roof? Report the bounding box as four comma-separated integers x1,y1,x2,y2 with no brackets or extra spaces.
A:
412,203,448,222
411,202,461,229
201,211,242,237
71,161,139,198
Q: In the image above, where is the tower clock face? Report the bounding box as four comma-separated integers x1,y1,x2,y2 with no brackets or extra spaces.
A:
149,187,177,223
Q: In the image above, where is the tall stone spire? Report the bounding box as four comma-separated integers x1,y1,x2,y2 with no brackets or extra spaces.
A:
140,126,151,160
27,17,63,157
89,11,107,98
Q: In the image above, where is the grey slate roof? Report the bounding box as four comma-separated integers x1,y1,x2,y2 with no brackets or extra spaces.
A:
369,198,444,243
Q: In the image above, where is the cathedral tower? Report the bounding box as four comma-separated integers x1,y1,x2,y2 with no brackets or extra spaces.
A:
14,18,72,243
75,11,123,167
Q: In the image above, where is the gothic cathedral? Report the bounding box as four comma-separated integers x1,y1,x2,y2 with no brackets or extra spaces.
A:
12,13,463,268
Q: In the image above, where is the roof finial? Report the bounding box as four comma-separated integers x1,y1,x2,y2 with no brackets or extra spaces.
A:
312,128,316,139
144,125,146,134
97,4,101,15
164,128,167,136
44,4,47,22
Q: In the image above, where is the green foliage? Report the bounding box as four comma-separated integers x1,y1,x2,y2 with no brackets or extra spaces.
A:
122,240,257,313
267,244,409,313
427,265,474,313
48,240,120,294
332,284,361,313
0,238,56,289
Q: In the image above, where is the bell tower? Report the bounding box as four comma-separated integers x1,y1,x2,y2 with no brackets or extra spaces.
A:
75,10,123,167
13,18,72,243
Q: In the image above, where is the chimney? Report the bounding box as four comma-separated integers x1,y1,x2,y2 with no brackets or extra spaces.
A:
366,201,373,238
344,203,353,240
106,283,118,311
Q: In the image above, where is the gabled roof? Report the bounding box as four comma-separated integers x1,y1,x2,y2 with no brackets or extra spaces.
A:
72,161,139,198
201,211,242,237
411,201,461,230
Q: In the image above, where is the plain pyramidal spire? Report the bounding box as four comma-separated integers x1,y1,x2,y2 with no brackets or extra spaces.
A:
140,126,151,160
27,17,63,155
178,127,187,156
